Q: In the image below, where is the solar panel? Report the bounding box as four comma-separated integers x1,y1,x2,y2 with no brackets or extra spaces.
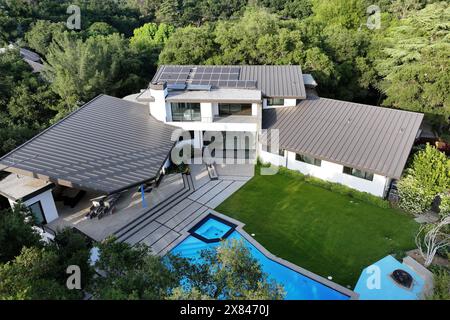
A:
156,66,250,88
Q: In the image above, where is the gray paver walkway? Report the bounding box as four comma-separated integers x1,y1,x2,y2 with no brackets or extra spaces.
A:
113,164,253,255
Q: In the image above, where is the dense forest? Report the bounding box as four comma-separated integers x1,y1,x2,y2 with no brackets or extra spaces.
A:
0,0,449,157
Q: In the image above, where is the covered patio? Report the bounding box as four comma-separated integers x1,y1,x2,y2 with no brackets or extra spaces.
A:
0,95,179,237
47,173,185,241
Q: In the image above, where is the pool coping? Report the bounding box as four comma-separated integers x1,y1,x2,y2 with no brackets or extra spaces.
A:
188,213,237,243
162,209,359,300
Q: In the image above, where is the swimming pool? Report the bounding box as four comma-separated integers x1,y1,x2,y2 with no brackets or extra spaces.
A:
171,215,350,300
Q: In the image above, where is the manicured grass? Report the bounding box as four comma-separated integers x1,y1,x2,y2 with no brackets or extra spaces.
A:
216,168,418,287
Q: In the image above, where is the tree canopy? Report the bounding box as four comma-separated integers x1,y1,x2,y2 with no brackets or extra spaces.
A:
0,49,58,155
90,237,284,300
43,32,146,112
374,2,450,121
0,204,43,263
398,144,450,214
0,0,448,159
172,239,285,300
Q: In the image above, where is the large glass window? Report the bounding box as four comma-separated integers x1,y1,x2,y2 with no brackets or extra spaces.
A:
218,103,252,116
343,166,374,181
28,201,46,225
267,98,284,106
171,102,201,121
295,153,321,166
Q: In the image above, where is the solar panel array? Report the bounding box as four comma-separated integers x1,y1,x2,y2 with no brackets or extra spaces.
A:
156,66,258,89
190,79,257,89
190,66,240,82
157,66,191,84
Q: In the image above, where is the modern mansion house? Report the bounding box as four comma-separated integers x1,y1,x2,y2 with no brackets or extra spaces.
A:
0,65,423,226
143,65,423,197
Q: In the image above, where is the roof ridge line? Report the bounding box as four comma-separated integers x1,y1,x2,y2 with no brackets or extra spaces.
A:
0,94,106,163
315,97,424,116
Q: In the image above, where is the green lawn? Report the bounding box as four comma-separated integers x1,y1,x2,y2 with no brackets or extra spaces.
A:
216,169,418,288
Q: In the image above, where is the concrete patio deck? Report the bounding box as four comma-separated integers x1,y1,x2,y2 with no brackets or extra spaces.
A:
47,164,254,253
47,173,185,241
113,164,253,255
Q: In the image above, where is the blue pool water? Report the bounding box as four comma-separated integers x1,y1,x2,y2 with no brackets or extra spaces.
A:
171,217,349,300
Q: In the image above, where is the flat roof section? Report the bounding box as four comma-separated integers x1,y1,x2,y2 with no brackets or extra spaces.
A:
0,95,178,194
0,174,54,201
262,97,423,178
166,88,262,103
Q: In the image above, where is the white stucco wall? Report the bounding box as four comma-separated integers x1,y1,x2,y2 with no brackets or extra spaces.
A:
259,148,286,167
149,87,169,122
149,88,260,132
200,102,213,122
259,147,389,197
9,189,59,223
252,103,259,116
284,99,297,107
212,102,219,116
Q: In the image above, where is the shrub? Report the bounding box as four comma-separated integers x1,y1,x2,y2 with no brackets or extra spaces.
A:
410,144,450,195
398,175,434,214
398,145,450,215
439,194,450,218
427,268,450,300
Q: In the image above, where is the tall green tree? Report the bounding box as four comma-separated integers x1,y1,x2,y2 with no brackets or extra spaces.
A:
0,204,43,263
257,0,313,19
0,49,58,155
91,237,284,300
311,0,368,29
172,239,285,300
43,32,145,112
90,238,186,299
0,228,93,300
156,0,180,26
159,24,217,64
130,22,174,64
0,247,77,299
0,0,34,44
374,2,450,124
24,20,65,56
47,228,93,290
85,22,118,38
213,7,304,65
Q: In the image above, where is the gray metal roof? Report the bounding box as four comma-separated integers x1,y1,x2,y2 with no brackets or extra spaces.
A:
0,95,177,194
151,65,306,98
240,65,306,98
262,97,423,178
